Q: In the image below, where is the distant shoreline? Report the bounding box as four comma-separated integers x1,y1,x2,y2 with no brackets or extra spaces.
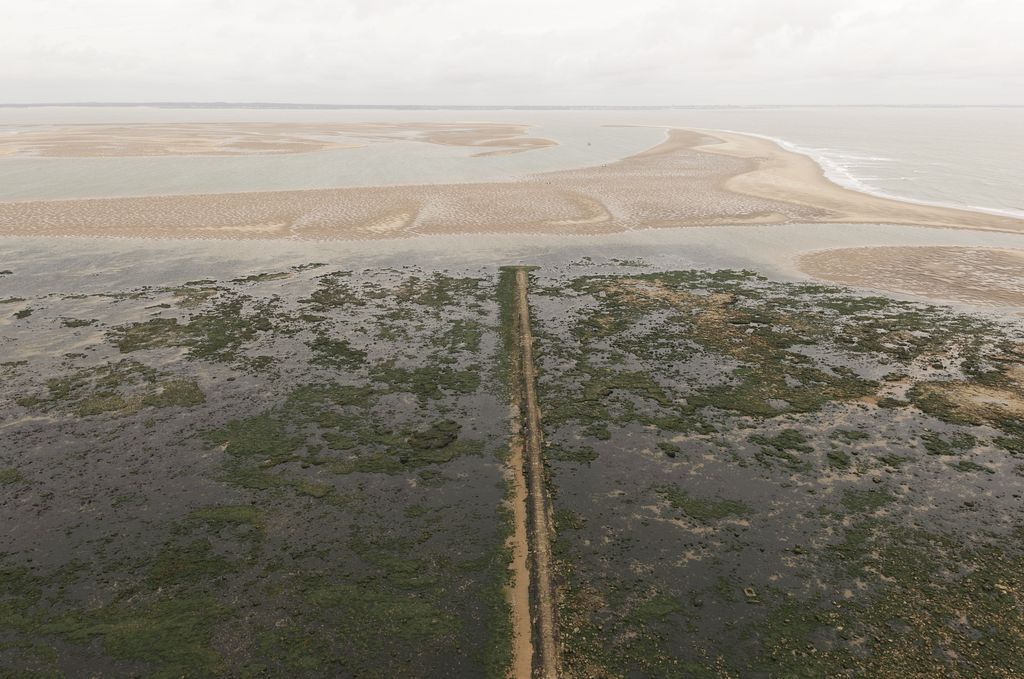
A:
2,103,1023,110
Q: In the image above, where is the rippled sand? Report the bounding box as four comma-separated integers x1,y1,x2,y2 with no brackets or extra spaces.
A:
0,122,556,157
800,246,1024,307
0,128,1022,241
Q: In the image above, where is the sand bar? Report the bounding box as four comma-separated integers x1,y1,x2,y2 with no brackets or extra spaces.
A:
800,246,1024,307
0,128,1022,241
0,122,556,157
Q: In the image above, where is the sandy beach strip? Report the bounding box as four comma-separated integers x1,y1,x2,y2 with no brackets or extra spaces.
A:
0,128,1021,241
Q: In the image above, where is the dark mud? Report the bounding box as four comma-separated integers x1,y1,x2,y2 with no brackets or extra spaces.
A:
530,264,1024,678
1,265,513,678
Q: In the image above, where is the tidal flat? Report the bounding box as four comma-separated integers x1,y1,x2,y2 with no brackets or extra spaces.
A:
0,264,514,677
531,264,1024,678
1,250,1023,677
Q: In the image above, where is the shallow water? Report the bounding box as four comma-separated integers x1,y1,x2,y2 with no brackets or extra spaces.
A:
3,223,1023,312
0,118,665,200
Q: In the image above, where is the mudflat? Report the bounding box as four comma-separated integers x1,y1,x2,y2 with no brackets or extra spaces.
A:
799,246,1024,307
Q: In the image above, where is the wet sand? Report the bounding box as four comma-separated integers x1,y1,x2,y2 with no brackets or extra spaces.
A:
799,246,1024,307
1,128,1022,242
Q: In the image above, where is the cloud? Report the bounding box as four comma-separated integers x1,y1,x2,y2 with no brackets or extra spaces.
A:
1,0,1021,104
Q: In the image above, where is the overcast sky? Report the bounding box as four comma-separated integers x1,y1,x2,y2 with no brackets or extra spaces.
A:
3,0,1022,105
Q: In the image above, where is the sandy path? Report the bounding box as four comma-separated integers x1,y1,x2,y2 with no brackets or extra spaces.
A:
506,405,533,678
505,267,560,678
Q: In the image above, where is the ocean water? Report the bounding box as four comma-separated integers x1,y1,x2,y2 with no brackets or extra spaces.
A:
0,106,1021,218
665,107,1024,219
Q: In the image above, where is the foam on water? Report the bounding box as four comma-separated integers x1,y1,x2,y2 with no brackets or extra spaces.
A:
723,128,1024,220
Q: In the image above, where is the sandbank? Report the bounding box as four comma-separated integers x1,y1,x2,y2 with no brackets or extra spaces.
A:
0,122,556,158
0,128,1021,241
799,246,1024,307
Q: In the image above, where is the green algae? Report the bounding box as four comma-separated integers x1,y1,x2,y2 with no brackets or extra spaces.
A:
811,521,1024,677
826,448,852,468
110,295,289,364
231,271,291,283
45,596,229,679
539,268,1024,676
148,538,237,587
330,437,483,475
748,429,814,469
0,265,514,678
306,334,367,370
394,273,487,308
995,436,1024,456
141,379,205,408
205,412,303,463
205,379,483,486
186,505,263,530
295,480,334,498
407,419,460,450
76,394,129,416
830,429,869,442
111,316,184,352
657,441,682,458
300,272,365,311
16,360,203,418
0,468,27,486
654,484,752,522
951,459,994,474
171,286,219,309
839,488,895,513
921,431,978,455
550,445,599,464
8,262,1021,678
441,318,485,353
60,318,97,328
371,363,481,402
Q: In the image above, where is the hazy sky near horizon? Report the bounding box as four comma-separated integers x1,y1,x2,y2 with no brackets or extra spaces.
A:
3,0,1022,105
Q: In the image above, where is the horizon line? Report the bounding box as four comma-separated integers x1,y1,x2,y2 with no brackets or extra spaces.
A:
1,102,1022,110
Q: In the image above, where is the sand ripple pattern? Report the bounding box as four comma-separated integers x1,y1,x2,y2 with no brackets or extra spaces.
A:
0,128,1022,241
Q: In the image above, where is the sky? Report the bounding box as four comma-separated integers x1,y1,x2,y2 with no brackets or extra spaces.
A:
2,0,1022,105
